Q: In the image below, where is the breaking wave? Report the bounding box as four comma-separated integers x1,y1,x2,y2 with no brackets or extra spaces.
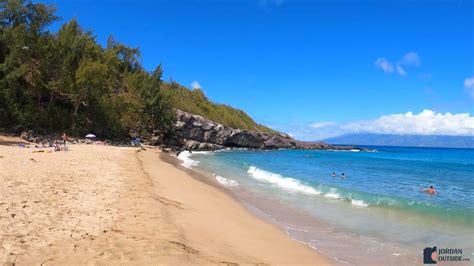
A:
215,174,239,187
247,166,322,195
177,151,211,169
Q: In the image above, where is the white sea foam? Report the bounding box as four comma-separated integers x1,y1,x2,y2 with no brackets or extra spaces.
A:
177,151,199,168
351,199,369,207
213,148,232,153
324,188,341,199
194,151,212,155
285,226,309,233
247,166,321,195
215,174,239,187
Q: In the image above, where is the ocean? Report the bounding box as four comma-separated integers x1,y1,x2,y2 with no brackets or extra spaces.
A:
178,146,474,265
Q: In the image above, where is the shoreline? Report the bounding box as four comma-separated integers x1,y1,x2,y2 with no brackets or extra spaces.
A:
139,148,332,264
168,152,344,261
0,135,331,265
181,148,473,265
177,150,431,265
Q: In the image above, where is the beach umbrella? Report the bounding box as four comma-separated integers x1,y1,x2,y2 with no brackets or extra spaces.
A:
85,134,96,138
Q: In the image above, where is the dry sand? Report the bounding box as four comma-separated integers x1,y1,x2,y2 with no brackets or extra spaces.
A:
0,135,330,265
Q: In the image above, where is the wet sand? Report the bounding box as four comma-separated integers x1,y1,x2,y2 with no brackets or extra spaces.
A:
0,135,330,265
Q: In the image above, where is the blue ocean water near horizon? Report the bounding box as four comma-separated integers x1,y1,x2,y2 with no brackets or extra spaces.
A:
179,146,474,265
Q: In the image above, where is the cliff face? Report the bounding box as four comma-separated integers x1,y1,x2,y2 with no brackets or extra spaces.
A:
175,110,348,151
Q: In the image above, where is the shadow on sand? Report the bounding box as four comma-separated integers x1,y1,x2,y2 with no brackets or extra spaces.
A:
0,135,30,147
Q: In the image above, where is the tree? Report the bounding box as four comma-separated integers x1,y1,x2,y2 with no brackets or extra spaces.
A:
74,59,108,116
53,19,110,131
140,65,175,133
2,0,270,140
0,0,58,129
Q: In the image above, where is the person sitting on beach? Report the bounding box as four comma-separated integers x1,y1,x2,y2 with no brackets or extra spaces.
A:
131,137,141,147
61,132,68,145
53,141,61,152
422,185,437,194
331,172,336,177
61,132,69,150
341,173,346,179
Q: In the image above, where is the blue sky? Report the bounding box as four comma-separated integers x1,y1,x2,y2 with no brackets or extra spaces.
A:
39,0,473,140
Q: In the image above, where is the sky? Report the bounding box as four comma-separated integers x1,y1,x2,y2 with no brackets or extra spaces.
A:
39,0,473,140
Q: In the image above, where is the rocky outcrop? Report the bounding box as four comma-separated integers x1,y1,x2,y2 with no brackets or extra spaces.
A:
14,111,361,151
175,110,356,151
13,111,361,151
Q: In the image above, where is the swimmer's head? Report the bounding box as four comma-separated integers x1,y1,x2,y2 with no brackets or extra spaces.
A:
430,185,434,189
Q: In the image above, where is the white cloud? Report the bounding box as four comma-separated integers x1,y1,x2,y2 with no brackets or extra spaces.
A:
342,110,474,136
285,110,474,141
375,52,421,76
396,65,407,76
374,58,394,73
464,76,474,99
190,81,201,90
395,52,420,76
310,122,337,129
399,52,421,67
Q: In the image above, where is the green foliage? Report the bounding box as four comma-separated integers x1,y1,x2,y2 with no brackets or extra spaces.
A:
139,65,175,133
0,0,275,138
162,82,277,134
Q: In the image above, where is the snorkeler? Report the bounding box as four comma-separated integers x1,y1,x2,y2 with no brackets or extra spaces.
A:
341,173,346,179
422,185,437,194
331,172,336,177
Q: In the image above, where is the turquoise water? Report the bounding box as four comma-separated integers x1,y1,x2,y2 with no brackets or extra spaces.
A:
180,146,474,265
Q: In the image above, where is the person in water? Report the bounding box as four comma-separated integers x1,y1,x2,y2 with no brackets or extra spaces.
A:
422,185,437,194
331,172,336,177
341,173,346,179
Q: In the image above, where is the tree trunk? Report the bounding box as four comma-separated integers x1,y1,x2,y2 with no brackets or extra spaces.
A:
48,91,54,110
73,103,80,116
72,102,80,131
37,92,41,111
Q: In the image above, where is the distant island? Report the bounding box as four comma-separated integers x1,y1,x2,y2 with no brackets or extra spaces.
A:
323,133,474,149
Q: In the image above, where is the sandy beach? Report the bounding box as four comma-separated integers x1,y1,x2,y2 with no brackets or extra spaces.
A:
0,135,330,265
